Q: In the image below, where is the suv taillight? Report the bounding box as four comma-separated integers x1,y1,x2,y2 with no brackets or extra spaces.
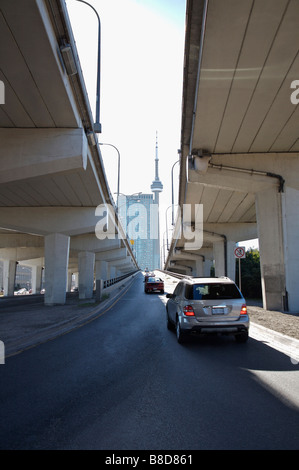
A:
240,304,247,315
183,305,195,316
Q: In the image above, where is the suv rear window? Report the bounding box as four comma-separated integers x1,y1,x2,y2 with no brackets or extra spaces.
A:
184,283,242,300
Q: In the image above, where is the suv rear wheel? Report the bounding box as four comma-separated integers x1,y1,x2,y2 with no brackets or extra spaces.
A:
166,309,173,330
235,331,248,343
176,319,186,344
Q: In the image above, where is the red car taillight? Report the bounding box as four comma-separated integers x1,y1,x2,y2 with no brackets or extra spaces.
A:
240,304,247,315
183,305,195,316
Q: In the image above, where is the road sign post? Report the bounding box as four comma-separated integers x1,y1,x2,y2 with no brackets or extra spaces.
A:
234,246,246,291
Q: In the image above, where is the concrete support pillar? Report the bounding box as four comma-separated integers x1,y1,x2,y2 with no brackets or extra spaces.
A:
195,258,204,277
256,186,299,312
73,272,79,289
256,188,285,311
78,251,95,300
109,266,116,280
204,258,213,277
227,240,236,281
213,241,225,277
95,260,107,301
95,260,108,281
67,270,73,292
3,260,17,296
281,187,299,312
45,233,70,305
31,265,43,294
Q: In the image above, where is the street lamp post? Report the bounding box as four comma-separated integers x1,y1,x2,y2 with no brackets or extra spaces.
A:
99,143,120,209
75,0,102,133
171,155,180,226
165,205,172,250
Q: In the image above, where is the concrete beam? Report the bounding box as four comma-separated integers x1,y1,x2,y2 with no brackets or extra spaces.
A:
0,128,87,184
0,207,106,236
188,165,276,193
70,234,121,253
0,233,43,248
169,261,193,275
203,223,257,242
209,153,299,191
95,248,127,262
0,247,44,261
109,257,133,268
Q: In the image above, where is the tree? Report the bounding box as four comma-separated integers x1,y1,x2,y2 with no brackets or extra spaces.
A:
236,248,262,299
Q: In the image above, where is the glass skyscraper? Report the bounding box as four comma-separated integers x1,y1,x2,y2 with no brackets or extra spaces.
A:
118,133,163,271
118,193,157,271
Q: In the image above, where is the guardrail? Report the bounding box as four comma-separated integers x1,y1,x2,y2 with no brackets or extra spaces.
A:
155,269,192,280
103,270,140,289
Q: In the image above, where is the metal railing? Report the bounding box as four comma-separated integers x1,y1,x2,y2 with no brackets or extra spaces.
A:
103,270,139,289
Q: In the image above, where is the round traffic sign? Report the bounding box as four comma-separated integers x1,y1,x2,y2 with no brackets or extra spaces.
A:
234,246,246,258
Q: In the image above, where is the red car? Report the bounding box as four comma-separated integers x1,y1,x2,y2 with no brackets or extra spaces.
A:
144,276,164,294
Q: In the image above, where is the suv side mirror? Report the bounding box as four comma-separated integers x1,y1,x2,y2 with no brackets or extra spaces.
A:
166,293,174,299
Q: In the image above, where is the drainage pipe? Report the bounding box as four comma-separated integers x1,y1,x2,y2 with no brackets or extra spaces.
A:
208,162,285,193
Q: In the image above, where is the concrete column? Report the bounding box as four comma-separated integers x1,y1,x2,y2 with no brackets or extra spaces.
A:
95,260,107,301
195,258,204,277
204,258,213,277
213,241,225,277
227,240,236,281
255,188,285,311
281,187,299,312
106,263,112,281
67,270,73,292
109,266,116,280
95,260,107,281
78,251,95,299
31,265,42,294
73,272,79,289
3,260,17,296
256,186,299,312
44,233,70,305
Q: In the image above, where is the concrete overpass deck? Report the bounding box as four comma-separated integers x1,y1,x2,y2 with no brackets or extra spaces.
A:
165,0,299,312
0,0,138,305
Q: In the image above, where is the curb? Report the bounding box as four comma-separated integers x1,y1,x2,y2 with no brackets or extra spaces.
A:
250,322,299,363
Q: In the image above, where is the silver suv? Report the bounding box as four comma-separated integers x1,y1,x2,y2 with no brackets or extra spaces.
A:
166,277,249,344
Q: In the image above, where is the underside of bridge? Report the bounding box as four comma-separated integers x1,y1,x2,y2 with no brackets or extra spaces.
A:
0,0,138,304
165,0,299,312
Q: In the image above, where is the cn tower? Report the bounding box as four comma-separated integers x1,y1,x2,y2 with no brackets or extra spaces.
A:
150,132,163,268
150,132,163,203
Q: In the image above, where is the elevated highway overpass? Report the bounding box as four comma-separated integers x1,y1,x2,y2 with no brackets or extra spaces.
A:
165,0,299,312
0,0,138,304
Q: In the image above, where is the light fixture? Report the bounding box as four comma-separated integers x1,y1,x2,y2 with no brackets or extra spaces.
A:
191,148,211,174
60,43,78,76
86,130,96,147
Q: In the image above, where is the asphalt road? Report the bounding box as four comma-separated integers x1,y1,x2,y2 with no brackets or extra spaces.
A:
0,273,298,450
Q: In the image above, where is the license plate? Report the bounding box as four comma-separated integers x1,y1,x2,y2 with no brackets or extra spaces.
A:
212,308,224,315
